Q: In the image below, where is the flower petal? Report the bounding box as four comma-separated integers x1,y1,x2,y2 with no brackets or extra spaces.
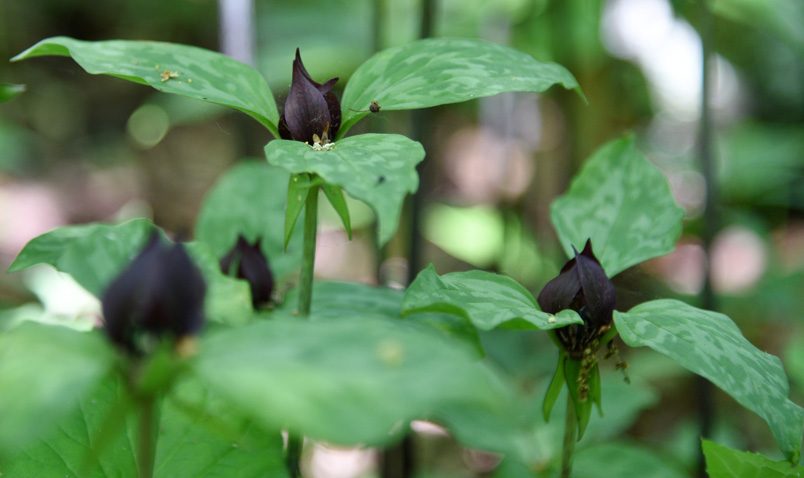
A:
573,240,616,328
537,266,581,314
283,50,332,143
101,234,206,354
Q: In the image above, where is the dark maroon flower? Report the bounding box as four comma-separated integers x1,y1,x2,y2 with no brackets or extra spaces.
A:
102,233,206,355
278,48,341,144
219,235,274,308
537,239,615,359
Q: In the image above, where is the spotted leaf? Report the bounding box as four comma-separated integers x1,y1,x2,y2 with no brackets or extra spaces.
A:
615,300,804,462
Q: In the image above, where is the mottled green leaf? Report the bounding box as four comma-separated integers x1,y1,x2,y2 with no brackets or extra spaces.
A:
0,83,25,103
195,161,302,279
702,439,804,477
8,218,156,296
339,38,580,136
278,280,483,351
3,377,287,477
321,183,352,239
194,316,518,449
406,311,484,357
0,323,115,456
185,242,254,326
615,299,804,462
572,442,688,478
402,264,583,331
265,134,424,245
13,37,280,136
9,220,253,326
280,281,402,320
551,136,684,276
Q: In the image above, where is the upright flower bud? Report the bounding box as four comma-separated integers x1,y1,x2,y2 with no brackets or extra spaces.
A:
219,235,274,308
102,233,206,355
278,48,341,144
537,239,615,359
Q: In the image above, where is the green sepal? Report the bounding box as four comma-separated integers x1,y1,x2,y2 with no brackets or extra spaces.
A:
543,352,566,422
564,357,592,439
321,183,352,239
284,173,313,250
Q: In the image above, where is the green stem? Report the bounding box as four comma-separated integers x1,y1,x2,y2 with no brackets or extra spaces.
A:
137,396,158,478
560,397,577,478
285,185,319,477
297,185,319,317
286,435,303,478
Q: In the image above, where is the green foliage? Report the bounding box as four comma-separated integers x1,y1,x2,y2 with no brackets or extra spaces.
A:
12,37,280,136
265,134,424,245
280,281,402,320
403,265,583,331
550,136,684,276
3,378,287,477
0,323,115,456
339,37,581,136
0,83,25,103
320,183,352,239
9,219,253,326
543,352,566,421
572,442,688,478
615,300,804,462
193,315,519,451
195,161,302,279
184,242,254,326
8,218,157,296
702,439,804,477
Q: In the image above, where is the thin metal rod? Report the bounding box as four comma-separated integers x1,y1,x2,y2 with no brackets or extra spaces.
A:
696,1,716,476
408,0,436,276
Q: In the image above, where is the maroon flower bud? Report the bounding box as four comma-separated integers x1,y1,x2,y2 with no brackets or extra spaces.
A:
537,239,615,359
102,233,206,355
278,48,341,144
219,235,274,309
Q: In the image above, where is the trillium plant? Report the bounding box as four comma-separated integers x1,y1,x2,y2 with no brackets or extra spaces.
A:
1,33,801,478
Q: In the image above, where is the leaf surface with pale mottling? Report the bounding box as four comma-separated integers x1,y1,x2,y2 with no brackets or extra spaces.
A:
615,300,804,462
265,134,424,245
340,38,580,135
403,265,582,331
551,136,683,276
13,37,279,135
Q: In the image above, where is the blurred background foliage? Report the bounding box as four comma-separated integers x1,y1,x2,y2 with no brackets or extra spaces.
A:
0,0,802,476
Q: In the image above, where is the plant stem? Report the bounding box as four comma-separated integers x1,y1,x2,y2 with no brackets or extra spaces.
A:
285,185,319,477
297,185,319,317
560,397,577,478
137,396,158,478
286,435,303,478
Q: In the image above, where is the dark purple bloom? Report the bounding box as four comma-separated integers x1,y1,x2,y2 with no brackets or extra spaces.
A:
537,239,615,359
278,48,341,144
219,235,274,308
102,233,206,355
